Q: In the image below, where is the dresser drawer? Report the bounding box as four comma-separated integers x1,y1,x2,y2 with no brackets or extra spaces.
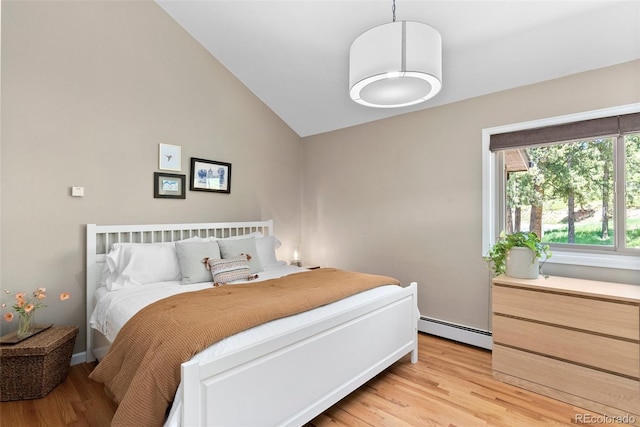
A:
493,344,640,415
493,315,640,378
493,285,639,340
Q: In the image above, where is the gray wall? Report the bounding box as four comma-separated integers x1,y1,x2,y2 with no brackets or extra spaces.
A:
301,60,640,331
1,0,302,352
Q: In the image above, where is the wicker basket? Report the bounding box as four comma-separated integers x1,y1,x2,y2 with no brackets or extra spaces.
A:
0,326,78,401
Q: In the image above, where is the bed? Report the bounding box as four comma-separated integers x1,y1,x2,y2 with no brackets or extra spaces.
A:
86,220,419,426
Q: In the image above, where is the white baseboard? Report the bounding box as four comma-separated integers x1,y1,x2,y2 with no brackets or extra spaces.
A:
71,352,86,366
419,317,493,350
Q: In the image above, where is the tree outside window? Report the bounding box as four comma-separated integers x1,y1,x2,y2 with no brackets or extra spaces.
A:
504,133,639,250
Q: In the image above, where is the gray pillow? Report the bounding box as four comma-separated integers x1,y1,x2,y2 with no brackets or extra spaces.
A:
175,241,221,284
217,237,263,274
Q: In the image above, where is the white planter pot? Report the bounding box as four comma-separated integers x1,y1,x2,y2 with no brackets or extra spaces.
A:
505,247,539,279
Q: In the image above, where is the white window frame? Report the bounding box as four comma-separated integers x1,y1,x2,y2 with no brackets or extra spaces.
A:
482,103,640,271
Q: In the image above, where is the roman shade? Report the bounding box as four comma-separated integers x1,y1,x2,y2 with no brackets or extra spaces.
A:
490,112,640,152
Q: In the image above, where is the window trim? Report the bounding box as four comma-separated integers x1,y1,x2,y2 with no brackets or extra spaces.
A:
482,103,640,271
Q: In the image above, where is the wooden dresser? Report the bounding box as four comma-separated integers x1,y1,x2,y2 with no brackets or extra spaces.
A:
492,275,640,423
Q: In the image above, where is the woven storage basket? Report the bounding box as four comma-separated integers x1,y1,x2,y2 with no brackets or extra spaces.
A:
0,326,78,401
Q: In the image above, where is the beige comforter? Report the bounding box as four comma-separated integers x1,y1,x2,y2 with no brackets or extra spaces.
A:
89,268,400,426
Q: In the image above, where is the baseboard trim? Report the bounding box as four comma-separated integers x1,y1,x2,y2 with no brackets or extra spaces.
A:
419,317,493,350
71,351,86,366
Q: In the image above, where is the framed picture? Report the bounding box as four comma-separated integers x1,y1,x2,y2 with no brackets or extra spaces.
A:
159,143,181,171
190,158,232,193
154,172,186,199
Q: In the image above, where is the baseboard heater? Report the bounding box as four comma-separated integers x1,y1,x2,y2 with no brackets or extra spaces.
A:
419,316,493,350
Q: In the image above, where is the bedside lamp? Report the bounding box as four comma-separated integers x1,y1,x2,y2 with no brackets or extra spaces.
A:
291,247,301,267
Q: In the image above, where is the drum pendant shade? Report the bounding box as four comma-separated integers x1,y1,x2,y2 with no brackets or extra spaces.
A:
349,21,442,108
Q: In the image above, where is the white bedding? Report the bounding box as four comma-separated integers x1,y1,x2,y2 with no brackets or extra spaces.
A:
92,263,306,340
90,263,403,427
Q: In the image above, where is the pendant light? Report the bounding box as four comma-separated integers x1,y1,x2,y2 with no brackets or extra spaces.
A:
349,0,442,108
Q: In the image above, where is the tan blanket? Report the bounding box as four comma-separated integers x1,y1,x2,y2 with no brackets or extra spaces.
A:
89,268,400,426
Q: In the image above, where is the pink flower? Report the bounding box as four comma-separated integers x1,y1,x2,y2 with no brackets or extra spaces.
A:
2,287,71,323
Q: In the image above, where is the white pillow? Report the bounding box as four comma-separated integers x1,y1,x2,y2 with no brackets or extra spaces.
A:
255,235,282,267
205,231,263,241
217,237,263,274
109,236,201,252
105,243,182,290
98,263,111,288
175,241,221,285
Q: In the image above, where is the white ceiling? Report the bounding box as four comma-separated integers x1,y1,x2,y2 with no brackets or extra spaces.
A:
156,1,640,137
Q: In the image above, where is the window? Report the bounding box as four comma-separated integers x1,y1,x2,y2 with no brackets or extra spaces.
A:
626,134,640,248
503,134,640,249
482,105,640,270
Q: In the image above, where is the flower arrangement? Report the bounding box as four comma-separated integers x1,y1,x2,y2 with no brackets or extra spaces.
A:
2,288,71,338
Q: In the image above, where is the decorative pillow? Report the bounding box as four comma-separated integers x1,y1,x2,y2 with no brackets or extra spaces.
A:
105,243,182,290
175,241,222,285
205,255,258,286
255,235,282,267
217,237,263,274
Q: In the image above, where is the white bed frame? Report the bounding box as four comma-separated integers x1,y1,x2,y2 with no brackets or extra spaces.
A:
86,220,419,426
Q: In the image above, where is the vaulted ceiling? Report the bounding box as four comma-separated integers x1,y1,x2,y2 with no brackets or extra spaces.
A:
157,1,640,137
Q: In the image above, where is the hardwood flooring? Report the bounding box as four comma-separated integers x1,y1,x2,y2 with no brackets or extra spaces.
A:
0,362,116,427
0,333,624,426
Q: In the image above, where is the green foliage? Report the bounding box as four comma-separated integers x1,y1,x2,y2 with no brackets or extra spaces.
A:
484,231,552,276
543,224,613,245
627,223,640,248
626,135,640,207
542,217,640,248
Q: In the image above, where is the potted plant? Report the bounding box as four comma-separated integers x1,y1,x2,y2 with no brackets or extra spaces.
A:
484,231,552,279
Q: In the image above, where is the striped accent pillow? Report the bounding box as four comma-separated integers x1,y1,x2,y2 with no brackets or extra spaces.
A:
204,254,258,286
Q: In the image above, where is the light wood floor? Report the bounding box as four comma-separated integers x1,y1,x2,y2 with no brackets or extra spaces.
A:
0,333,622,426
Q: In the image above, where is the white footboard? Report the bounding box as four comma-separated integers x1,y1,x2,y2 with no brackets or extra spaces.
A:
181,282,418,426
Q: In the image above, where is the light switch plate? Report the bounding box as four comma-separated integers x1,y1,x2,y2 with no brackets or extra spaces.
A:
71,186,84,197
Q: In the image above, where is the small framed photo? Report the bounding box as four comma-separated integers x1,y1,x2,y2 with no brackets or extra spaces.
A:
159,143,181,171
190,158,231,193
154,172,186,199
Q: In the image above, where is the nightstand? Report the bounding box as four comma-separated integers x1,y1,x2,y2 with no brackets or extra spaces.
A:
0,325,78,401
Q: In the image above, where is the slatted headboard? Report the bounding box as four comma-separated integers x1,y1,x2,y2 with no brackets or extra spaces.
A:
85,220,274,362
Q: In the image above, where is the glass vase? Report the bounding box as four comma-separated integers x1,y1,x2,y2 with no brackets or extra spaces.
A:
17,311,35,338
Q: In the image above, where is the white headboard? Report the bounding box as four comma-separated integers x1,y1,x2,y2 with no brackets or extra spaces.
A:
85,220,274,362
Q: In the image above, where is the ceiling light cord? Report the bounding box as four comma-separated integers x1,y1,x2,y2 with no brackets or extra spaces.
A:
392,0,396,22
